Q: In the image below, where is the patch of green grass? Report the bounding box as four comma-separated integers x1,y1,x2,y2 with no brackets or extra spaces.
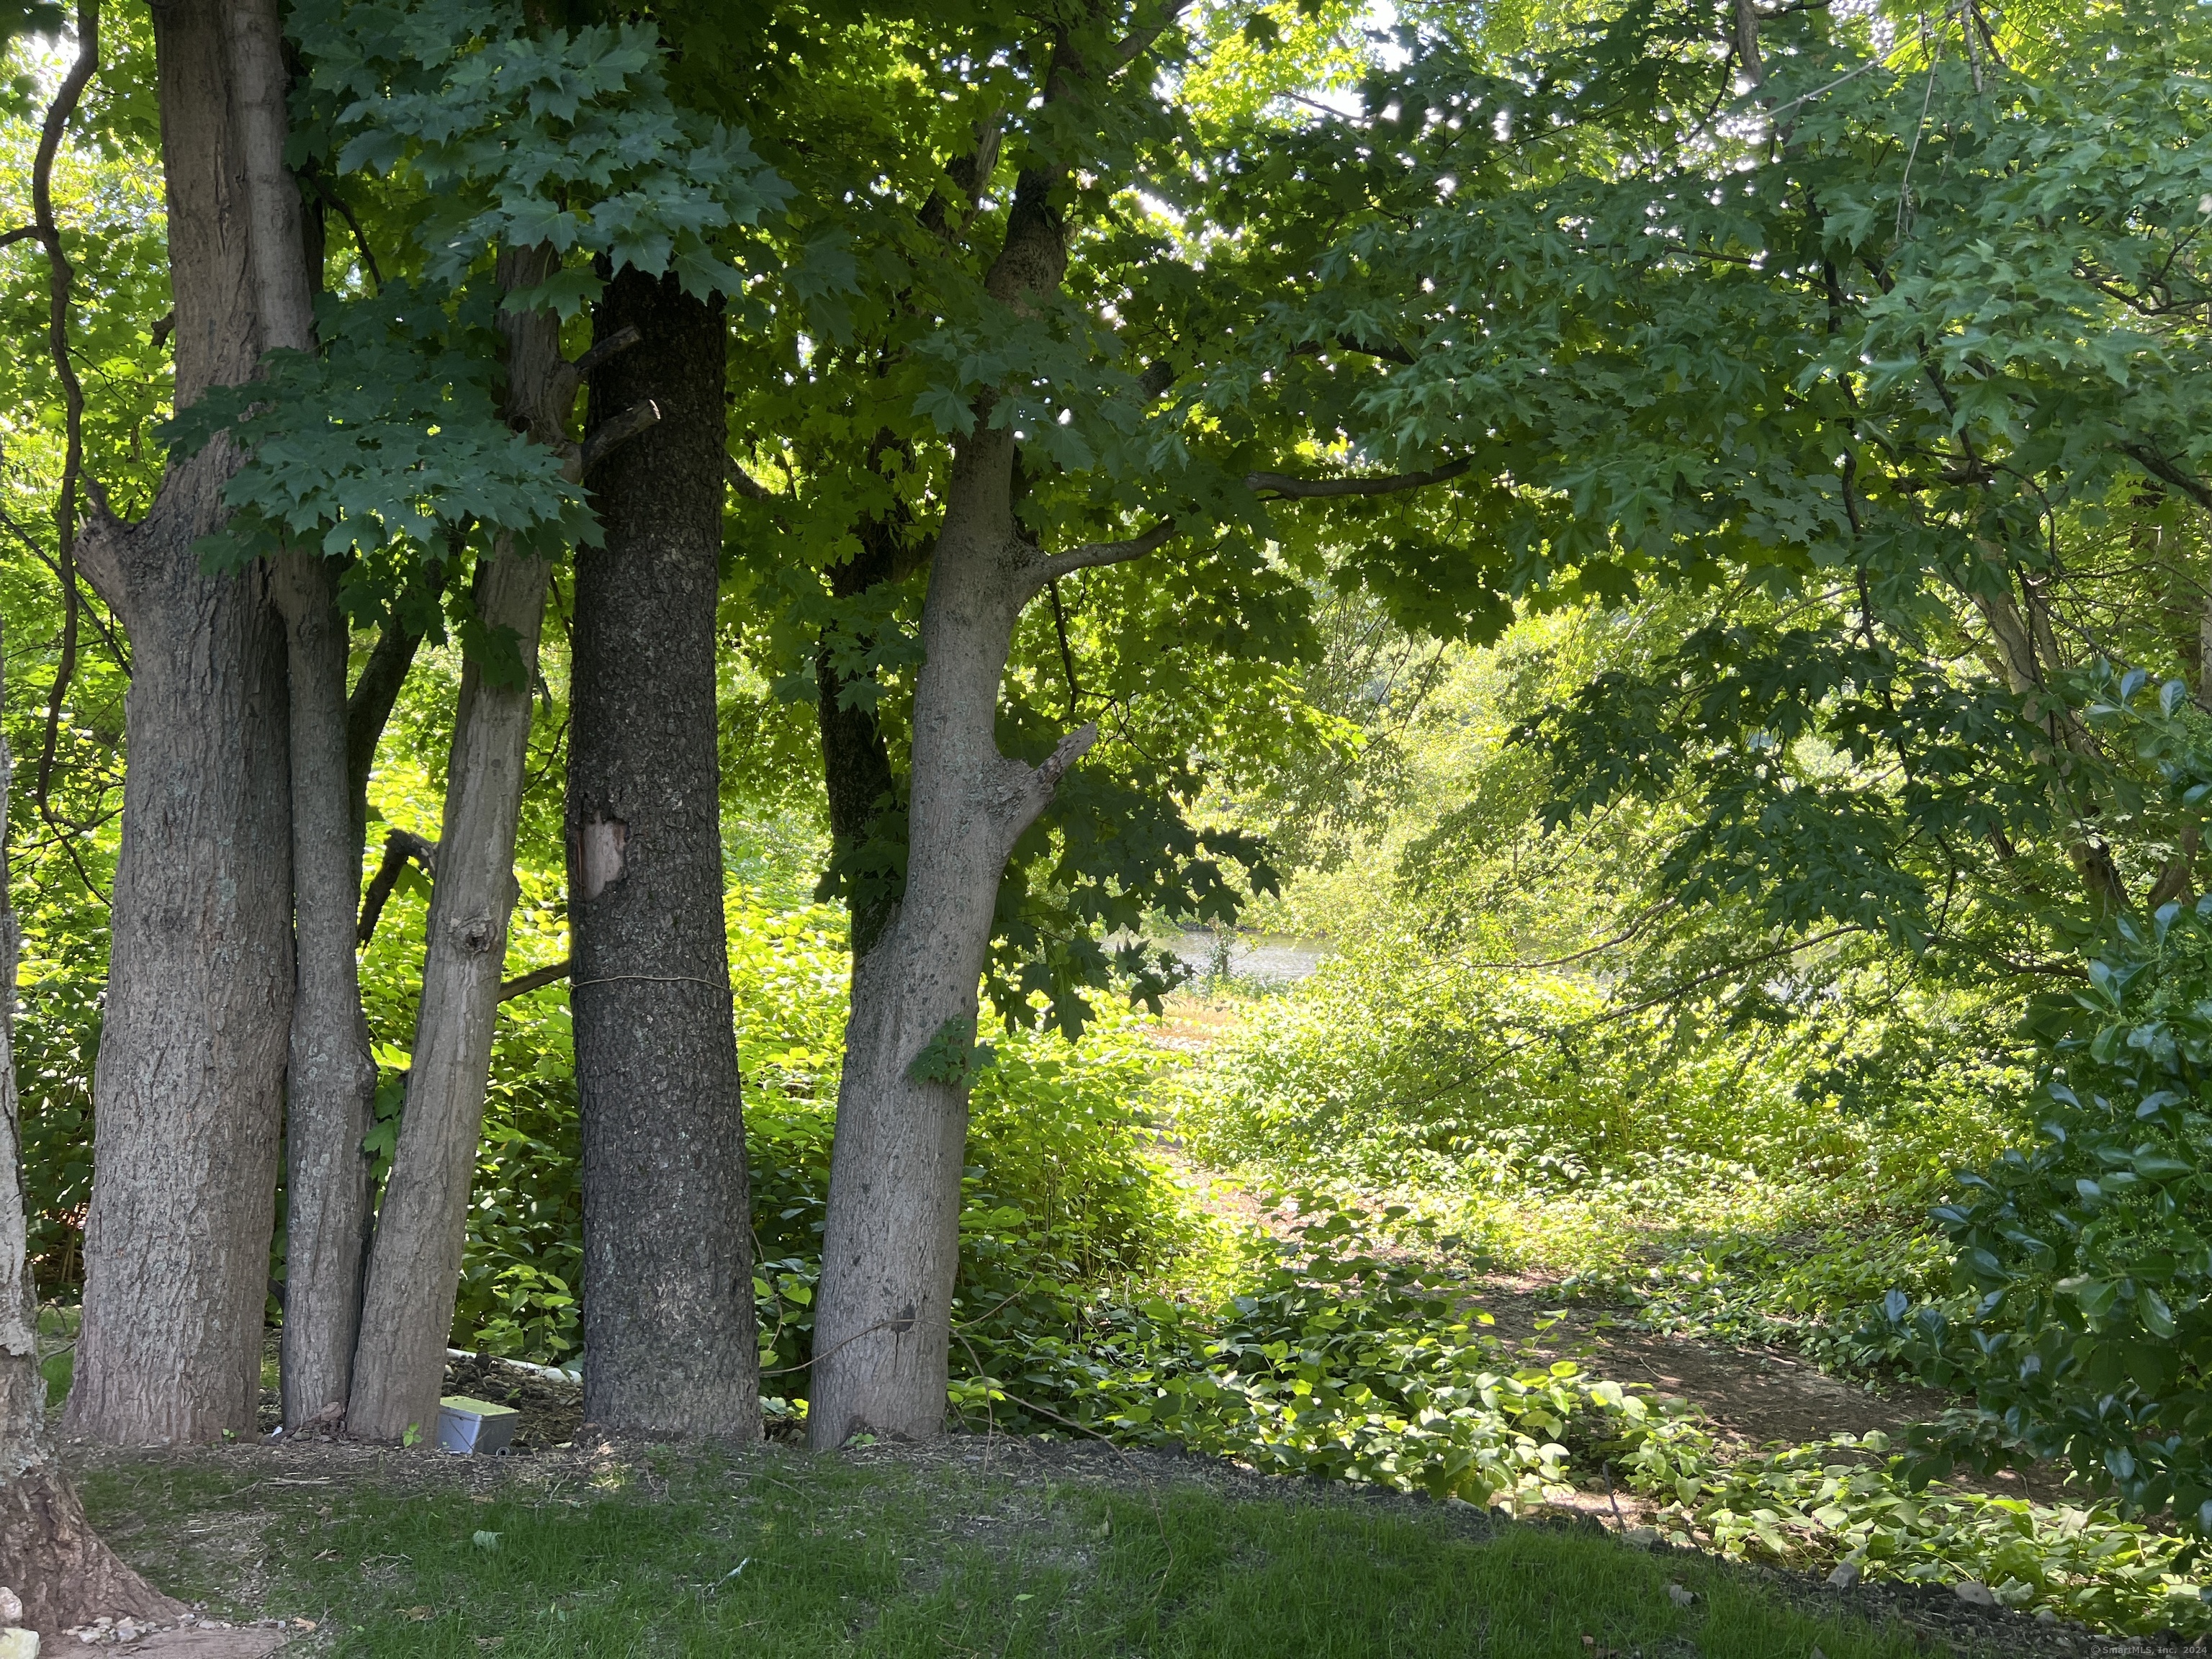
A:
38,1303,75,1406
80,1447,1943,1656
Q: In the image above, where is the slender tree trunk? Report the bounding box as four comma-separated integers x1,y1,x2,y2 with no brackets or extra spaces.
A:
0,624,183,1638
63,0,300,1444
214,0,387,1430
346,246,574,1443
271,553,378,1427
344,542,549,1442
567,268,758,1437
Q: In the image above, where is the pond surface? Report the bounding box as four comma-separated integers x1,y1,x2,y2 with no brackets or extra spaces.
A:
1163,930,1331,987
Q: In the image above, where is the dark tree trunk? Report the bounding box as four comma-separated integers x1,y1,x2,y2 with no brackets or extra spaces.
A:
815,495,905,959
63,0,301,1444
0,617,184,1637
568,268,759,1437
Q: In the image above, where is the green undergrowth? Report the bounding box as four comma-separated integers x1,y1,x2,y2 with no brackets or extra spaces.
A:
76,1446,1936,1658
950,1200,2212,1637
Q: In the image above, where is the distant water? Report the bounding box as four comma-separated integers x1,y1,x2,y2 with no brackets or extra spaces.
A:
1163,931,1330,988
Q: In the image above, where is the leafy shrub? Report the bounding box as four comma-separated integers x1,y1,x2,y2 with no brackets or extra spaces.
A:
1890,894,2212,1529
1674,1434,2212,1637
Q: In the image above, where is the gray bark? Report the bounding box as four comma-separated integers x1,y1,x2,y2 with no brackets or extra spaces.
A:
345,245,575,1444
63,0,300,1445
0,619,184,1637
271,552,378,1427
808,161,1094,1447
569,267,758,1437
217,0,384,1431
343,543,548,1442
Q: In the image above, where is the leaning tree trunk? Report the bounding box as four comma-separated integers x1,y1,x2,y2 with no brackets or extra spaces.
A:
567,268,759,1437
346,246,575,1444
0,621,184,1639
343,541,549,1442
63,0,302,1444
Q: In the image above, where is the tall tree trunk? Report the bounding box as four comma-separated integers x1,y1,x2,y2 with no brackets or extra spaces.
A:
219,0,386,1431
346,246,572,1444
0,623,184,1639
63,0,301,1445
343,543,548,1443
568,268,758,1437
272,554,379,1427
809,125,1121,1444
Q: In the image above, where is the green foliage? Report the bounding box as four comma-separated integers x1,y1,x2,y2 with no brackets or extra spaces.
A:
1676,1434,2212,1637
1889,889,2212,1529
905,1016,996,1089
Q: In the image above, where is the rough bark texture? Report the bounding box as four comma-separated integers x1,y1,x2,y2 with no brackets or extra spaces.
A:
346,246,568,1444
808,161,1087,1447
271,553,378,1427
0,624,183,1636
63,0,303,1445
568,269,758,1437
344,544,547,1443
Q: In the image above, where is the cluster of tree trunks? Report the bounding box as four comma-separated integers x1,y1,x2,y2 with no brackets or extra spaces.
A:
12,0,1208,1619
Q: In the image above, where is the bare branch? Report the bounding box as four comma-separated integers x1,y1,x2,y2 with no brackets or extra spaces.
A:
549,324,644,421
570,323,643,379
577,398,660,477
0,226,36,248
726,457,773,500
1246,457,1471,499
498,958,571,1001
1033,518,1182,585
310,174,383,291
2121,443,2212,514
33,0,102,828
1288,335,1417,367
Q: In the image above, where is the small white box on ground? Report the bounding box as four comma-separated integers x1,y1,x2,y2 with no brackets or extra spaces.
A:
436,1395,520,1455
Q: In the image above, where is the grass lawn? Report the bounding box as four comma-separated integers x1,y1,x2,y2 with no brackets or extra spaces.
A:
75,1439,1944,1658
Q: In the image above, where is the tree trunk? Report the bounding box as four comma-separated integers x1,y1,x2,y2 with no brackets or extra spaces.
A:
0,622,185,1638
62,0,302,1444
346,246,571,1444
808,156,1097,1447
567,268,758,1437
271,553,378,1428
344,541,549,1443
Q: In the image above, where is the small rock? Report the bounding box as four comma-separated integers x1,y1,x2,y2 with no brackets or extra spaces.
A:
1825,1561,1861,1590
1812,1649,1827,1659
0,1629,36,1659
1951,1580,1998,1607
2038,1609,2059,1624
1665,1582,1695,1608
0,1586,19,1624
1444,1496,1475,1509
1624,1526,1660,1548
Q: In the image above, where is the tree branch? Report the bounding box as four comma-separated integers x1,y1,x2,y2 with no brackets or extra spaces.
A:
498,958,570,1001
1246,457,1471,499
549,324,643,422
1032,518,1182,585
357,828,436,947
33,0,102,830
2121,443,2212,514
726,457,773,500
577,397,660,477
